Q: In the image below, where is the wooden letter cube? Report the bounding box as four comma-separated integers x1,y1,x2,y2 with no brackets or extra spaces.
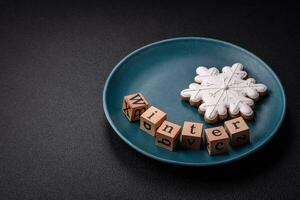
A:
181,121,203,150
140,106,167,136
205,126,229,155
122,93,149,122
224,117,250,146
155,121,181,151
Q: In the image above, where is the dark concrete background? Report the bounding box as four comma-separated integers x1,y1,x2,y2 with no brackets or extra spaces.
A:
0,1,299,199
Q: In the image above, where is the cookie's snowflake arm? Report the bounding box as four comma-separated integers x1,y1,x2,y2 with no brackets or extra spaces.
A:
217,104,228,117
246,78,267,94
237,78,268,99
255,83,267,94
189,93,202,103
229,101,253,117
180,83,202,102
180,89,192,100
245,87,260,99
199,103,218,120
222,63,247,79
239,96,255,107
199,102,227,120
240,104,253,117
194,67,219,83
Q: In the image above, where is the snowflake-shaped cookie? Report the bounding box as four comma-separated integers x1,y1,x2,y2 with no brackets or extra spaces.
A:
180,63,267,123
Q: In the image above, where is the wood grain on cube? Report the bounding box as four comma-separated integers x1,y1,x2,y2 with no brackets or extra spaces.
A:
205,126,229,155
181,121,203,150
140,106,167,136
155,121,181,151
224,117,250,146
122,93,149,122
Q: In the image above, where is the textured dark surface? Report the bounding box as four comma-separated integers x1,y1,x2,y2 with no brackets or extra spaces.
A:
0,1,299,200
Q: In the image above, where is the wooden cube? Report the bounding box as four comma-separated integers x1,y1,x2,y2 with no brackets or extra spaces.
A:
155,121,181,151
122,93,149,122
205,126,229,155
181,121,203,150
140,106,167,136
224,117,250,146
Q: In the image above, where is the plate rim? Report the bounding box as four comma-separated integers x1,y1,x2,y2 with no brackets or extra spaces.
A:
102,37,286,166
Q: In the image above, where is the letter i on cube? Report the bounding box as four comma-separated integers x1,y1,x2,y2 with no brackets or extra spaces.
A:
140,106,167,136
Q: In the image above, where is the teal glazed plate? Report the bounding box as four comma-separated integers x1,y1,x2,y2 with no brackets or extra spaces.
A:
103,37,286,166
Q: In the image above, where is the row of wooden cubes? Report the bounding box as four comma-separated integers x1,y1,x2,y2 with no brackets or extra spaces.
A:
122,93,250,155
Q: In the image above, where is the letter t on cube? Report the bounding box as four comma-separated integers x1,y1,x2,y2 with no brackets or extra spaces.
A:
181,121,203,150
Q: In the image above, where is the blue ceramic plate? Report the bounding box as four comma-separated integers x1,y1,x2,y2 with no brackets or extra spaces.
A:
103,37,286,166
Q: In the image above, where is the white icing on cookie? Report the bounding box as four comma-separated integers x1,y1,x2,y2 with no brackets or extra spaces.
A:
180,63,267,121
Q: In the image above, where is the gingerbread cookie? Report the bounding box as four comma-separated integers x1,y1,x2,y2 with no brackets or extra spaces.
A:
180,63,267,123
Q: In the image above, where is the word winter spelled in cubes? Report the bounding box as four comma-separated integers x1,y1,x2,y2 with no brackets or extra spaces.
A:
224,117,250,146
140,106,167,136
181,121,203,150
121,92,252,155
122,93,149,122
205,126,230,155
155,121,181,151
